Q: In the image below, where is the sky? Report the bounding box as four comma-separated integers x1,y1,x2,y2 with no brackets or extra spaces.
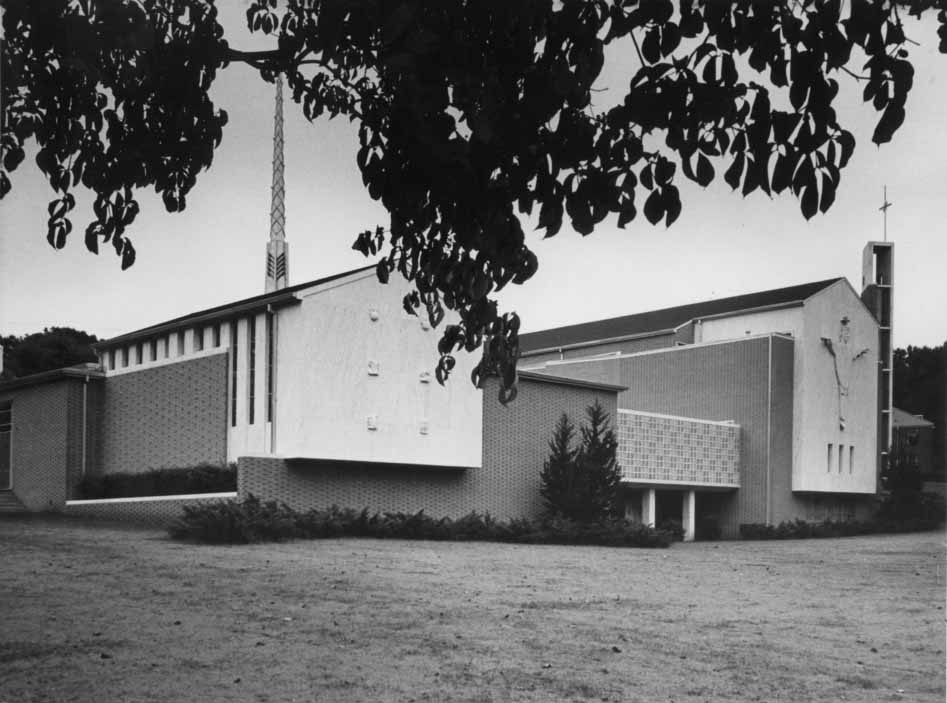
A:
1,6,945,351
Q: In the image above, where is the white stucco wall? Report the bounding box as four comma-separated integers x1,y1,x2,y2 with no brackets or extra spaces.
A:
272,271,482,467
792,281,878,493
698,306,803,343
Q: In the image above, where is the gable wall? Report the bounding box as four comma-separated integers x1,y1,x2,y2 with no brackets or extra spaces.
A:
273,273,482,467
794,282,879,493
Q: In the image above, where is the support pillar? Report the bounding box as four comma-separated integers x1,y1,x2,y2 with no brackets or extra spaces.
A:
642,488,656,528
682,489,696,542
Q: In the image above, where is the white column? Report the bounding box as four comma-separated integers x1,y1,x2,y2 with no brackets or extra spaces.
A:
642,488,656,528
682,490,696,542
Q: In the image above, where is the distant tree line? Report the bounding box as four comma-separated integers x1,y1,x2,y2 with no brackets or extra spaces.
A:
893,342,946,479
1,327,98,380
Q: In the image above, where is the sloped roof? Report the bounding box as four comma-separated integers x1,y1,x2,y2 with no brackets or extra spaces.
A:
520,278,843,353
97,265,375,348
891,407,935,428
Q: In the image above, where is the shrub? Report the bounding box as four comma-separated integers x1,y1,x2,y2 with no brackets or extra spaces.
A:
168,496,673,548
739,511,945,541
540,401,622,522
168,495,297,543
76,463,236,499
656,518,685,542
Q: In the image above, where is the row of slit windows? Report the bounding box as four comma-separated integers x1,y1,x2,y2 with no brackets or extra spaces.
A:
105,325,223,370
230,315,275,428
827,443,854,474
104,316,275,428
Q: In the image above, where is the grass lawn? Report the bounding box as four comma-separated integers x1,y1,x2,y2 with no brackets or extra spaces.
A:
0,518,943,703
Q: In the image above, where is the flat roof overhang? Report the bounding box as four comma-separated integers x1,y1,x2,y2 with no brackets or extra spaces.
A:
283,457,474,472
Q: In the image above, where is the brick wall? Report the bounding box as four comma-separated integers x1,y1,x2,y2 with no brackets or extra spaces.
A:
0,381,75,510
239,376,619,520
63,494,237,528
100,354,228,475
617,410,741,486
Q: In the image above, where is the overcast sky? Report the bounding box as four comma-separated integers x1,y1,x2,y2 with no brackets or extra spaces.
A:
1,7,945,350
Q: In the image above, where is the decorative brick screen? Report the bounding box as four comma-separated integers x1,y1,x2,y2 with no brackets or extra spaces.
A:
617,409,740,486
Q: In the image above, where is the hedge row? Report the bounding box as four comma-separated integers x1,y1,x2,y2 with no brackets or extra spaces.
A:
167,495,673,548
76,464,236,499
739,515,943,540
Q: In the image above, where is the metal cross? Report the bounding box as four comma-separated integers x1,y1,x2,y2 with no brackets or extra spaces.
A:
878,185,892,242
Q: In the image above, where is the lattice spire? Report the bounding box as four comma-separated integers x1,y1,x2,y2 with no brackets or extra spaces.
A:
265,76,289,292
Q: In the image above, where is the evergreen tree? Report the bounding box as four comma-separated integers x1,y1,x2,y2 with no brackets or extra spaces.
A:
540,414,580,519
540,401,623,523
574,401,623,522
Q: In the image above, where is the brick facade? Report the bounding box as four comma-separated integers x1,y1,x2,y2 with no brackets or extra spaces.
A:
0,376,95,510
239,376,620,520
99,354,228,475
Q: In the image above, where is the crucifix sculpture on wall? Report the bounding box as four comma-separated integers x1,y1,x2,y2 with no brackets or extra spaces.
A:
821,317,871,431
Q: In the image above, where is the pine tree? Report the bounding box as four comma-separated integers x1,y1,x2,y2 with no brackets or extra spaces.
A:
540,402,623,523
574,400,623,522
540,414,579,519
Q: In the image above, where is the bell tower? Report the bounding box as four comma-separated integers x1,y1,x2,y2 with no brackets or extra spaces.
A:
861,240,894,484
265,76,289,292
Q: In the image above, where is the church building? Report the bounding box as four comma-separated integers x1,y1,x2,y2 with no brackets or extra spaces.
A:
0,82,896,539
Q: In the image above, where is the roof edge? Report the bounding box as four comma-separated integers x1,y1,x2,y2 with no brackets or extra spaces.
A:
0,365,105,392
518,369,627,393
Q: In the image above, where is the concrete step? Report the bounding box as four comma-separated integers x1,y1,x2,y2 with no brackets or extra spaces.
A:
0,491,28,514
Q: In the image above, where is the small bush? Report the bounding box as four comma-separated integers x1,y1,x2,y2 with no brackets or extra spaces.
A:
76,464,236,499
168,496,674,548
168,495,297,543
656,518,685,542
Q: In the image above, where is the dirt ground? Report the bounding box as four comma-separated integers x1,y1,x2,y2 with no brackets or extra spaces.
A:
0,518,943,703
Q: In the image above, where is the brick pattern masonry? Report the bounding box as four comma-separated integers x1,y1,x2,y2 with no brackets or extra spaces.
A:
99,354,228,475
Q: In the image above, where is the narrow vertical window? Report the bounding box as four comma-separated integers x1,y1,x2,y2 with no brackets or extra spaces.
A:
266,312,274,422
122,347,129,368
163,337,170,359
150,339,158,361
213,324,221,348
230,321,238,427
108,349,116,370
135,343,143,365
838,444,844,474
849,446,854,474
194,327,204,352
248,317,256,425
177,330,185,356
0,401,11,491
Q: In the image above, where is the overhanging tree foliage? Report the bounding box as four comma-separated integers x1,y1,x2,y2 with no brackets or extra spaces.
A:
3,1,946,400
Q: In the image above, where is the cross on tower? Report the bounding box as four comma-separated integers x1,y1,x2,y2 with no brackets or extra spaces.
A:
878,185,892,243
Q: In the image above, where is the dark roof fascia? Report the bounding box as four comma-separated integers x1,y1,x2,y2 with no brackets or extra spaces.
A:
518,370,627,393
94,265,375,350
520,329,676,359
0,366,105,393
519,277,843,353
284,457,472,472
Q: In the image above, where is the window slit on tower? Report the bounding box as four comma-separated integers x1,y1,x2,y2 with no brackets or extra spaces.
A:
248,317,256,425
230,321,238,427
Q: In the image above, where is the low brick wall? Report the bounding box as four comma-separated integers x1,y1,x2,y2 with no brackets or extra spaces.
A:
63,493,237,528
